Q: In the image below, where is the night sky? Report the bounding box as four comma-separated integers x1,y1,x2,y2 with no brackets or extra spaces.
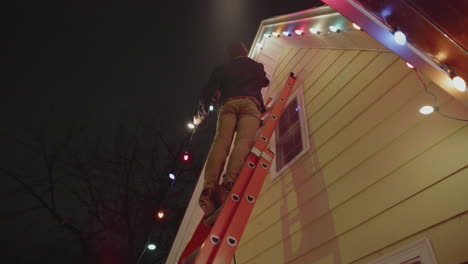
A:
3,1,322,263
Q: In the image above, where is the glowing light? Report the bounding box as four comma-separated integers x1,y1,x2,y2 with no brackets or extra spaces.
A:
169,173,175,180
193,116,202,126
187,123,195,129
209,105,214,111
282,31,291,37
452,76,466,92
272,32,280,37
157,211,165,219
406,62,414,69
147,244,156,250
256,43,263,49
352,23,361,30
393,30,406,45
182,152,191,162
263,33,270,38
419,106,434,115
309,27,320,34
294,30,304,35
329,25,339,32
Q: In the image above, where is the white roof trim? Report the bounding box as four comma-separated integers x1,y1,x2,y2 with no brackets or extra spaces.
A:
325,0,467,104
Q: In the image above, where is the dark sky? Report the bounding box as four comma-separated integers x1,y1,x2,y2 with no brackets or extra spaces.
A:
3,0,322,263
5,0,322,139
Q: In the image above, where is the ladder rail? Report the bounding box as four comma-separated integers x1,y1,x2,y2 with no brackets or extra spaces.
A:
213,149,275,263
194,153,259,263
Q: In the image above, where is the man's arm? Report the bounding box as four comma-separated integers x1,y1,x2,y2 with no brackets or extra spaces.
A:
256,63,270,87
197,67,221,119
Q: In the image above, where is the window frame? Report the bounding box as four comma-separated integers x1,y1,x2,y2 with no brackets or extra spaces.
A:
270,85,310,180
367,238,438,264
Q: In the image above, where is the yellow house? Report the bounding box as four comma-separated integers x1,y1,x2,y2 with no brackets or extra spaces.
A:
168,2,468,264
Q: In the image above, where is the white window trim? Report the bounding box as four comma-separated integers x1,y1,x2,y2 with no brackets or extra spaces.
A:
270,85,310,180
367,237,438,264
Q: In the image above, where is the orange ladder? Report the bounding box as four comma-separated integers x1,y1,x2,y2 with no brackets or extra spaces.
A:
192,72,297,264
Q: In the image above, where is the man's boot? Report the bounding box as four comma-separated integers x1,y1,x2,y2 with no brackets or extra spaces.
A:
199,188,217,217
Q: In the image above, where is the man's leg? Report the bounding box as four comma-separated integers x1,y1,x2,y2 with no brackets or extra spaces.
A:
221,99,260,197
199,102,237,216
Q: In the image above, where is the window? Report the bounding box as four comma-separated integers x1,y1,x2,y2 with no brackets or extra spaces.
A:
367,238,438,264
271,86,309,178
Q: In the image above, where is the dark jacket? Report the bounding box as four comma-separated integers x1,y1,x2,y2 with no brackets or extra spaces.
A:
200,57,270,115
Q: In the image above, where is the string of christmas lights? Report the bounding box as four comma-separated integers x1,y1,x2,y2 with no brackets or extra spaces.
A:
413,69,468,122
136,104,217,262
255,11,466,117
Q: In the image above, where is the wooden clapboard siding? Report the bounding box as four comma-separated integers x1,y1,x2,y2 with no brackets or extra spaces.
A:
306,53,402,136
261,39,283,62
267,49,320,97
238,105,467,263
236,47,468,264
269,48,299,90
257,54,276,78
245,80,452,236
303,50,362,105
267,48,330,99
350,212,468,264
305,51,379,119
245,168,468,264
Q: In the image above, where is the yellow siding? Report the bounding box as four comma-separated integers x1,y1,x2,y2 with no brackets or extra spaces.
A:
238,48,468,264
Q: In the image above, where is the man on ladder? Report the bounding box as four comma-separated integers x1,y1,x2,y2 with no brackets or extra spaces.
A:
195,41,270,226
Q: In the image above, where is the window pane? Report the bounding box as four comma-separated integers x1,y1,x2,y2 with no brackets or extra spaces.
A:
275,97,302,171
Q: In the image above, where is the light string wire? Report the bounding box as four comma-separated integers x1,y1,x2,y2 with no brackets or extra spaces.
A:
136,110,208,263
413,69,468,122
368,8,467,122
368,7,464,76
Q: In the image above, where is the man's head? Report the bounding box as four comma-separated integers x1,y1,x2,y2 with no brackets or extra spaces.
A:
227,41,248,60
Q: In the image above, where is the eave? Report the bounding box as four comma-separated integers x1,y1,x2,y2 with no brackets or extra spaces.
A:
249,2,468,105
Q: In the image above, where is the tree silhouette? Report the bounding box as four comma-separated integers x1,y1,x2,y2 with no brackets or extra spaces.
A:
1,116,200,264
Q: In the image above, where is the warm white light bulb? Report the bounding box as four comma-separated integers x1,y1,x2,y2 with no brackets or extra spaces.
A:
406,62,414,69
309,27,320,34
169,173,175,180
329,25,339,32
394,30,406,45
294,29,304,35
147,244,156,250
352,23,361,30
452,76,466,92
282,31,291,36
272,32,280,37
419,105,434,115
187,123,195,129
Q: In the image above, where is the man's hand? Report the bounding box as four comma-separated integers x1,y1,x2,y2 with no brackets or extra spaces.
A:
193,115,203,126
211,90,221,104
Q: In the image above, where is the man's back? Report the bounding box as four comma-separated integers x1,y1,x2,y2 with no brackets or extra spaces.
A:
206,56,269,112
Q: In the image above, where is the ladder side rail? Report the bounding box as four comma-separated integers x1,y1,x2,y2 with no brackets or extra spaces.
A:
194,153,259,263
213,149,275,264
252,73,296,154
178,219,212,264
